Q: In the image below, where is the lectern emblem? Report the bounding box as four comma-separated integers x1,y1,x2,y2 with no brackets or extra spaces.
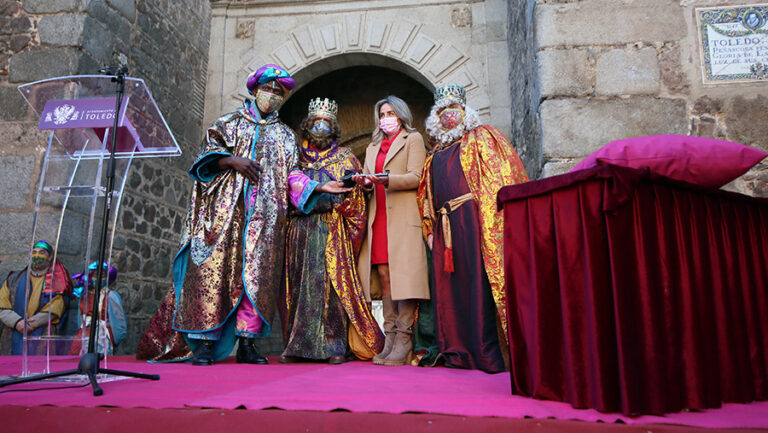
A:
53,104,75,125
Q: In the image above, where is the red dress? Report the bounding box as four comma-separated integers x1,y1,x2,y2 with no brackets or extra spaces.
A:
370,129,401,264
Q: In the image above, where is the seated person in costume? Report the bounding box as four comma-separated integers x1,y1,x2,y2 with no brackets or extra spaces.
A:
68,261,127,356
279,97,384,364
417,85,529,373
0,240,72,355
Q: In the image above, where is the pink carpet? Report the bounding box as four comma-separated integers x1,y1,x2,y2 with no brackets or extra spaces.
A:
1,355,767,429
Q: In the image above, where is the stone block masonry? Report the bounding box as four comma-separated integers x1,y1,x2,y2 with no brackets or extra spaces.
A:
534,0,767,198
0,0,211,355
1,0,764,358
536,1,686,48
508,0,541,179
595,47,659,96
538,48,592,97
541,97,688,158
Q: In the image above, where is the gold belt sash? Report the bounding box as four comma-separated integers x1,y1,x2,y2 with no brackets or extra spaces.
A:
437,192,473,273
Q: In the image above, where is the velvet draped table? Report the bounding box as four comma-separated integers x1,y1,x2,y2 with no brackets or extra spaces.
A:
497,164,768,415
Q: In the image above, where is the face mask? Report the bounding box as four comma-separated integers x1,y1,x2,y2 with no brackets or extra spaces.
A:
379,117,400,136
30,253,49,274
31,253,49,268
87,275,109,290
439,108,464,131
255,89,284,114
308,119,332,138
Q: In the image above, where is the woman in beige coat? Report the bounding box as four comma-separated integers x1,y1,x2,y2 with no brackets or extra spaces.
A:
354,95,429,366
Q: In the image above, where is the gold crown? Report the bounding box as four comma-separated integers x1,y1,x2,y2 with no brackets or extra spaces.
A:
308,97,338,121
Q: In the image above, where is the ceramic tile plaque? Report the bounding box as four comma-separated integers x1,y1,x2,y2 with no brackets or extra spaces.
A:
696,4,768,83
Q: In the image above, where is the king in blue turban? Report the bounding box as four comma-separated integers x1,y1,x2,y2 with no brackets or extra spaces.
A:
138,64,299,365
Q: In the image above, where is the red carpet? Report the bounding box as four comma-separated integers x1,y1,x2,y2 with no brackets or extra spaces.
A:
1,355,767,431
6,406,757,433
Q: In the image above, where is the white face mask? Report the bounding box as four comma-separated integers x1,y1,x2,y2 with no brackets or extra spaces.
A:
379,117,400,136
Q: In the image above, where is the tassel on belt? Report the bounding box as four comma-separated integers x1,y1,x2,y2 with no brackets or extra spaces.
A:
437,192,473,273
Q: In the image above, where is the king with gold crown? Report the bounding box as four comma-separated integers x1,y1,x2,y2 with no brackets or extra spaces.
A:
417,84,529,373
278,97,384,365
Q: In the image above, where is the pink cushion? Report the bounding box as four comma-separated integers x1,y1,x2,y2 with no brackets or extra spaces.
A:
570,135,767,188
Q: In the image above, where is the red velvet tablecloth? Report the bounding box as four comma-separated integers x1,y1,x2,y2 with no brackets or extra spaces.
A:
497,164,768,415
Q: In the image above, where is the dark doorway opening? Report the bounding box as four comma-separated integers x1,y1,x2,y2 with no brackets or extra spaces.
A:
281,65,433,160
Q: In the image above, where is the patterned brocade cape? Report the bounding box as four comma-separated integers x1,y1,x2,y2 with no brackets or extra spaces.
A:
417,125,529,340
280,142,384,359
137,101,297,362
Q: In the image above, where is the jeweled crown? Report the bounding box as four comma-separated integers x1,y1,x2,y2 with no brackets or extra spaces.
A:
308,97,338,121
434,84,466,104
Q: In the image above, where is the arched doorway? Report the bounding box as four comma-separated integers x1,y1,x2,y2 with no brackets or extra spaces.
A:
211,3,511,162
280,65,434,160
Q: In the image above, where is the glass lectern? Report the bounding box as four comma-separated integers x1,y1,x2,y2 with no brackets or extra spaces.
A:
10,75,180,381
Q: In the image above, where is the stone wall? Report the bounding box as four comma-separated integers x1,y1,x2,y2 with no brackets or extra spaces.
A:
4,0,765,357
0,0,211,354
535,0,767,197
508,0,541,178
206,0,516,151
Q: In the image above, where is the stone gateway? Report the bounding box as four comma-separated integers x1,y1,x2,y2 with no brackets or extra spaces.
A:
0,0,765,355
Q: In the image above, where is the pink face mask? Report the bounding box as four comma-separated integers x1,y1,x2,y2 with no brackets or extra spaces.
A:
439,108,464,130
379,117,400,136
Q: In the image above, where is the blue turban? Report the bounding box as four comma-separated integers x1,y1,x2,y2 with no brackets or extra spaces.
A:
246,64,295,94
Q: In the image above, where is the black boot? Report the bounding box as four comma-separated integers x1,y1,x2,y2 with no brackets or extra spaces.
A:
192,340,215,366
236,337,268,364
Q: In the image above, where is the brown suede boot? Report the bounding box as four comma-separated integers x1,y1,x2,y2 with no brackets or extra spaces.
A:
383,299,416,366
373,296,398,365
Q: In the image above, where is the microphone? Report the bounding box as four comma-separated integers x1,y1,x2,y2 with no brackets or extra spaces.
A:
99,65,129,76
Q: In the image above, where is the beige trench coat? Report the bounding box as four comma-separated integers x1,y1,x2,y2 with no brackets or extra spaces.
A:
357,130,430,301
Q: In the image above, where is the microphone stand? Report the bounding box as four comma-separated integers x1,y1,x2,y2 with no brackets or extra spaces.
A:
0,66,160,395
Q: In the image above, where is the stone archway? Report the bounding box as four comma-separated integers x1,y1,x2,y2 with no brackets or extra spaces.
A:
205,2,513,135
231,21,489,115
278,61,434,159
201,0,517,355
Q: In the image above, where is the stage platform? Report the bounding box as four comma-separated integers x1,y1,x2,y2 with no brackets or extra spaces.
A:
1,355,766,432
